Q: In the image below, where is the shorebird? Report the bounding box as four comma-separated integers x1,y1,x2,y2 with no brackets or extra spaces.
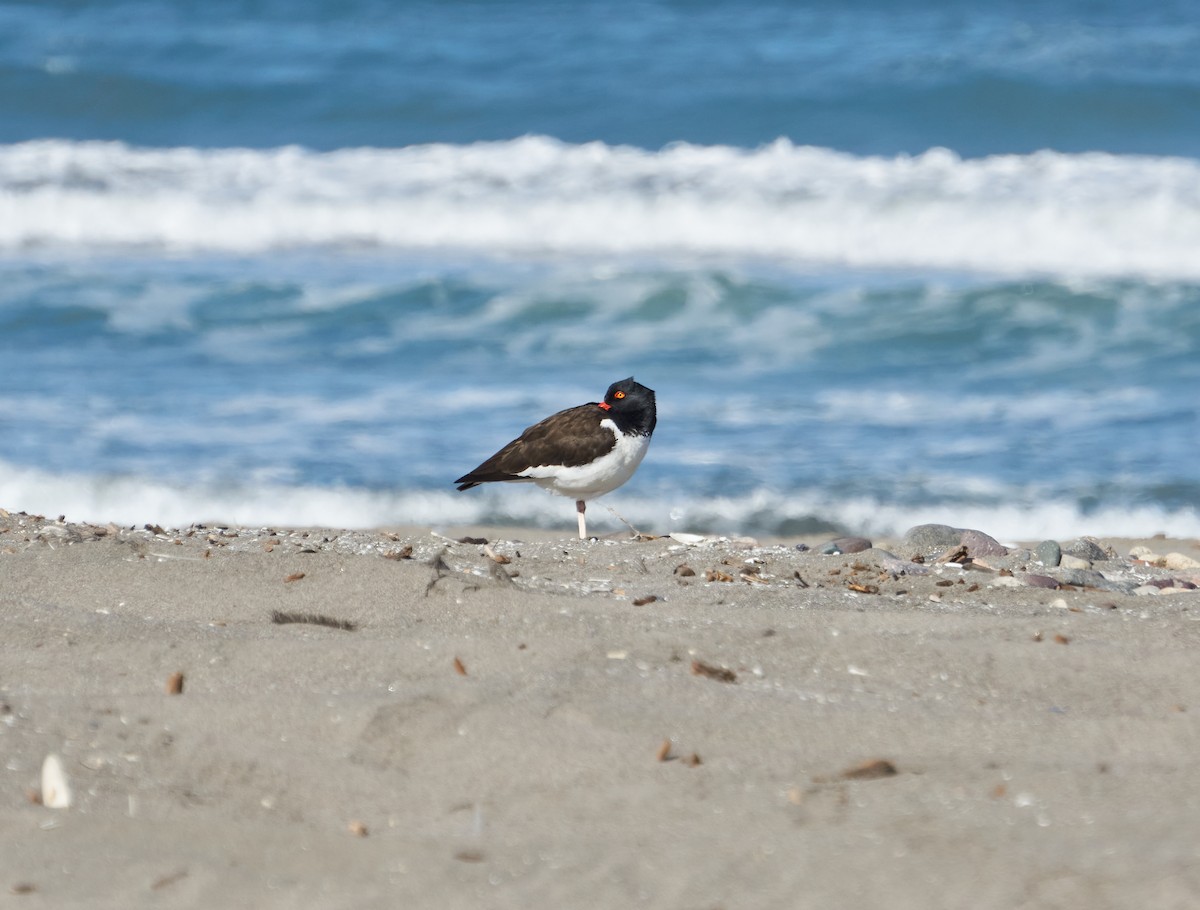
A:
455,378,656,539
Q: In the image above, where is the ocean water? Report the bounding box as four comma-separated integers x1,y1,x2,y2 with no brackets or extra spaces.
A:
1,0,1198,539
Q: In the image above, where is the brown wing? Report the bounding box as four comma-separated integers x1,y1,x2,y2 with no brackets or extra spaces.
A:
455,404,612,489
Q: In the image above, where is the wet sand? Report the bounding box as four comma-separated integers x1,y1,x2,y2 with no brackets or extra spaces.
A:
2,510,1199,908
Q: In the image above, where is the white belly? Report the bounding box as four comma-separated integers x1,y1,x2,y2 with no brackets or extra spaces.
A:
520,420,651,500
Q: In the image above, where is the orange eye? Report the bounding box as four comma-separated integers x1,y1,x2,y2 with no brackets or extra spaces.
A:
614,390,625,399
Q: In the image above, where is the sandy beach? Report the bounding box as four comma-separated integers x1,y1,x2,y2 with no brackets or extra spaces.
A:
2,508,1199,908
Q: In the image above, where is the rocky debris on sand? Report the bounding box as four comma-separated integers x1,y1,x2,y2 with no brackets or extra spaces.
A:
1131,547,1200,571
3,509,1196,605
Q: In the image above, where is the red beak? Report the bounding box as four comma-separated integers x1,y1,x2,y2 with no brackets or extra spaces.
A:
598,401,611,411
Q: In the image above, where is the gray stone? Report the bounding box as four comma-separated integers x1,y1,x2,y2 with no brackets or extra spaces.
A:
902,524,963,553
1063,538,1109,561
1058,569,1134,593
1034,540,1062,567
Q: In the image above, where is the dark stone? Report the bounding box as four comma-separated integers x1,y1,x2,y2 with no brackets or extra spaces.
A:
1035,540,1062,567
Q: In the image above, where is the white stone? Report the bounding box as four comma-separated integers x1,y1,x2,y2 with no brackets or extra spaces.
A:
1129,546,1164,565
41,754,72,809
1164,552,1200,571
989,576,1023,588
1059,554,1091,571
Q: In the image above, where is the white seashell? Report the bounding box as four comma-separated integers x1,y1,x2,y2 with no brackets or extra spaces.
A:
668,532,708,545
41,754,72,809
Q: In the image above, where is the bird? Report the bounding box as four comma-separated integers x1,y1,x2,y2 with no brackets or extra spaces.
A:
455,378,657,539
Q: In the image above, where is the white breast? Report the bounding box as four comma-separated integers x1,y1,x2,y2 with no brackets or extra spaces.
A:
519,419,651,500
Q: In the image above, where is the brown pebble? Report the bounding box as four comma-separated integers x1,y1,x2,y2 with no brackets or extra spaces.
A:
705,569,734,583
991,783,1007,799
691,659,737,683
674,564,696,577
681,753,703,767
655,738,672,762
165,672,184,695
936,545,970,564
632,595,658,606
846,582,879,594
456,536,487,545
384,545,414,560
1054,633,1070,645
9,883,37,895
454,850,485,863
840,758,898,780
348,821,369,837
150,870,189,891
935,579,954,587
966,583,980,592
283,572,306,583
453,656,467,676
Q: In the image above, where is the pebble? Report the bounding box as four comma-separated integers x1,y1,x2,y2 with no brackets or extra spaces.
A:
990,575,1023,588
1059,568,1133,593
958,529,1009,556
1164,552,1200,571
902,524,962,553
1034,540,1062,567
902,523,1007,557
819,536,872,555
1133,585,1162,596
1058,554,1092,571
1022,574,1060,589
1063,538,1109,562
41,754,72,809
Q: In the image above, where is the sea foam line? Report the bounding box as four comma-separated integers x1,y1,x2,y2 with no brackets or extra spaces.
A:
3,461,1198,542
2,138,1199,278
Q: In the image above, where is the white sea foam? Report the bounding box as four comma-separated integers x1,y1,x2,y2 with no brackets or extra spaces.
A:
2,138,1199,278
4,460,1197,542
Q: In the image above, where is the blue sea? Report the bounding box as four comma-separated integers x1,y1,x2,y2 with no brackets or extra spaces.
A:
1,0,1198,539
